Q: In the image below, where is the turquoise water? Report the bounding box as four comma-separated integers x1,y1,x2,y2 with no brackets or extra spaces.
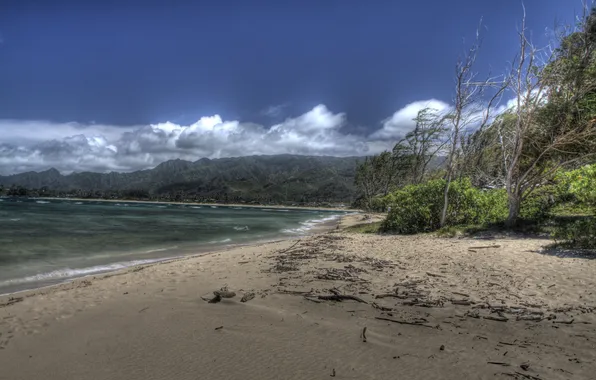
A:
0,198,348,294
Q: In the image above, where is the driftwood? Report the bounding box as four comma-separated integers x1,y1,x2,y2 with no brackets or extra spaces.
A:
277,240,301,254
318,294,368,304
402,300,442,308
303,296,322,303
371,302,393,311
0,297,23,308
375,317,435,328
469,245,501,250
241,292,255,303
426,272,445,278
451,299,473,306
375,293,402,299
361,327,367,343
553,319,574,324
513,371,542,380
483,315,509,322
488,362,511,367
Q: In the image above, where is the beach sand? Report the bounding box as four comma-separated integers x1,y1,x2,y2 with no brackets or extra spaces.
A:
1,214,595,379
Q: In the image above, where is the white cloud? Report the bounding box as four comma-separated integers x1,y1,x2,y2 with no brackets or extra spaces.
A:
1,102,456,175
371,99,450,139
261,103,289,118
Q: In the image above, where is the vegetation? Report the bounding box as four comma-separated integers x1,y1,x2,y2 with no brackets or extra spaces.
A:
355,5,596,249
0,155,361,207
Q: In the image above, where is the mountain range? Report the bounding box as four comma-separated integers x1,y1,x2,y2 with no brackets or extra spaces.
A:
0,155,363,204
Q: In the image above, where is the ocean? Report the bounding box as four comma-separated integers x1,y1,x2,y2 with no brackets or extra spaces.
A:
0,198,350,295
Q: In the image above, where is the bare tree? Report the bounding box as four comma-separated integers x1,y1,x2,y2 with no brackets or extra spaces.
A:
501,4,596,226
439,25,507,227
405,108,449,184
355,151,399,210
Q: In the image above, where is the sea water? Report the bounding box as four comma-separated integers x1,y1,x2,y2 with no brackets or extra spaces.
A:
0,198,348,294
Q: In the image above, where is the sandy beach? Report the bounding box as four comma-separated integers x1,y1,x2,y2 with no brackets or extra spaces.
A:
1,214,595,380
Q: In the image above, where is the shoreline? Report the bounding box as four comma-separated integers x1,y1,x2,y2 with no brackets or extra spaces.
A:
0,212,357,297
28,196,361,212
2,214,595,379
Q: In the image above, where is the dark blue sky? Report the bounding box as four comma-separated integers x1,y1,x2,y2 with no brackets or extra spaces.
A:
0,0,578,129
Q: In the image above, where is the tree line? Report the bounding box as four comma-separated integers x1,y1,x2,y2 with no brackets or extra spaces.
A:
355,5,596,231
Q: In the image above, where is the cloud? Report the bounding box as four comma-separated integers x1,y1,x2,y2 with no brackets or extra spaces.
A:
371,99,450,139
0,104,400,175
6,98,515,175
261,103,289,118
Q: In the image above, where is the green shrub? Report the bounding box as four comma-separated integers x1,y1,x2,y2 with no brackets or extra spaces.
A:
519,186,556,222
380,178,508,234
556,164,596,213
551,217,596,249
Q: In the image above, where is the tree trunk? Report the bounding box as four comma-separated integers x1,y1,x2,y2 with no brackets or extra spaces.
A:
440,171,452,227
505,191,521,228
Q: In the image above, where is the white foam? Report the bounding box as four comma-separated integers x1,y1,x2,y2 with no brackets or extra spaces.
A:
208,238,232,244
233,226,249,231
35,200,50,204
191,206,202,209
210,206,218,209
0,258,164,287
144,246,179,254
281,214,341,235
74,202,83,205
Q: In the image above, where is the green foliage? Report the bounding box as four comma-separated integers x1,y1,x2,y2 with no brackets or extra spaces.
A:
551,217,596,249
556,164,596,212
380,178,508,234
519,186,556,222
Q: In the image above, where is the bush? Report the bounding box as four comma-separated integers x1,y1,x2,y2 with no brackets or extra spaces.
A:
380,178,508,234
519,186,556,222
556,164,596,212
551,217,596,249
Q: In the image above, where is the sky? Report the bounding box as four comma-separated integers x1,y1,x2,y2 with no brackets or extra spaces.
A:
0,0,582,174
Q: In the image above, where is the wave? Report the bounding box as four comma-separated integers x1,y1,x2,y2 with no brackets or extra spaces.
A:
232,207,242,210
190,206,202,209
144,246,179,254
233,226,249,231
0,258,166,288
35,200,50,204
74,202,83,205
210,206,218,209
208,238,232,244
281,214,341,235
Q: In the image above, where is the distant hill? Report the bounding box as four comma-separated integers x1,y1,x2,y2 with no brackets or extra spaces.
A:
0,155,363,204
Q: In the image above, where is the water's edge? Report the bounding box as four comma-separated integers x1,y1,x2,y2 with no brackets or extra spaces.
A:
0,213,349,297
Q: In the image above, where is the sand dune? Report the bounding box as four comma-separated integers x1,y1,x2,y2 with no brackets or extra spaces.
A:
1,216,595,379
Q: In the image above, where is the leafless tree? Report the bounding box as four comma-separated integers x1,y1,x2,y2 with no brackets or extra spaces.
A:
439,24,507,227
501,3,596,226
405,108,449,184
